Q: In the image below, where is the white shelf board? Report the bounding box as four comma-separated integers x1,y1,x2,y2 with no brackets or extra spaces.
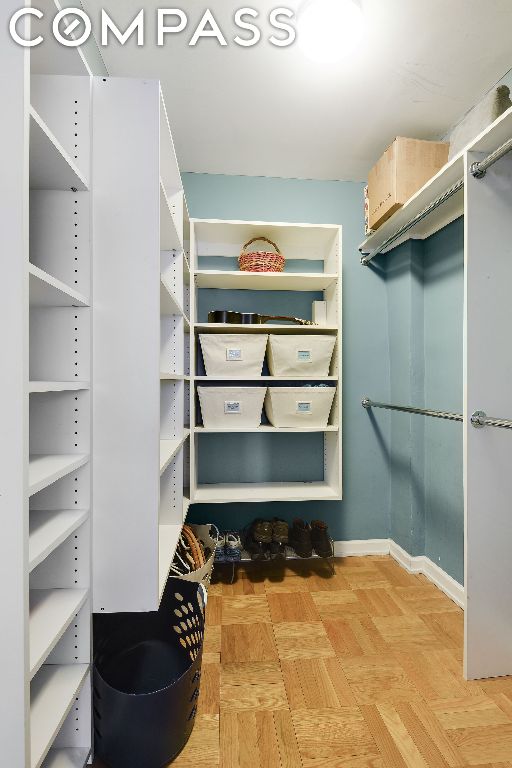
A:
29,589,88,679
30,664,89,768
192,218,340,261
160,182,183,251
359,152,465,257
160,90,182,198
159,523,182,600
183,495,190,522
29,509,89,572
160,373,190,381
160,276,186,317
194,323,337,335
183,251,191,284
160,431,190,475
194,271,338,291
195,426,338,433
41,749,91,768
29,381,90,393
29,454,89,497
471,103,512,154
29,265,89,308
30,107,88,192
194,375,337,381
193,481,340,504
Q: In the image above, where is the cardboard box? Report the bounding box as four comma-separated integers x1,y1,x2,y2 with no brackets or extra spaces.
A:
368,137,449,230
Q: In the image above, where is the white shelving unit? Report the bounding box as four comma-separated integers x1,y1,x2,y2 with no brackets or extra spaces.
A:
92,78,190,612
1,2,94,762
189,218,342,504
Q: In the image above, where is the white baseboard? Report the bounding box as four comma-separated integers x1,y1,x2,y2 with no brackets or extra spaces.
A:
334,538,465,609
333,539,390,557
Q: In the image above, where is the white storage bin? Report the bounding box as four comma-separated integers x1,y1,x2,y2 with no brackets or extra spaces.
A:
265,387,336,428
267,335,336,377
199,334,268,377
198,387,266,429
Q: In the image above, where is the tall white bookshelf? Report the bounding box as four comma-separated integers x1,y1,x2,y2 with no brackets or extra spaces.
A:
92,78,190,613
1,1,95,764
189,219,343,504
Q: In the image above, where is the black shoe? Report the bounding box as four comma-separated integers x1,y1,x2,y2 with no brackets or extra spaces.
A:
272,518,289,545
269,540,286,560
289,519,313,558
252,519,273,544
311,520,333,558
245,538,267,561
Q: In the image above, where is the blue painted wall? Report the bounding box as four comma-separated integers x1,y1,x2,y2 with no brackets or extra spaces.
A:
184,172,391,541
423,220,464,583
376,218,464,583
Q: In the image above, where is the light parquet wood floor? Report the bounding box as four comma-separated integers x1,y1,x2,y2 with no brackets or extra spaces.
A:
93,556,512,767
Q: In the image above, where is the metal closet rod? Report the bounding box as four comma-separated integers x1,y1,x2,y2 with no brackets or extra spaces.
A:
360,135,512,265
362,398,512,430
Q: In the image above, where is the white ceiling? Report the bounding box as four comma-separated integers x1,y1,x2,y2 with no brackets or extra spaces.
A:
83,0,512,181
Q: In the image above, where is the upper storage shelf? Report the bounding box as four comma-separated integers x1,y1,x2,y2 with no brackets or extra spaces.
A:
194,270,338,291
30,108,88,192
359,104,512,261
192,219,341,274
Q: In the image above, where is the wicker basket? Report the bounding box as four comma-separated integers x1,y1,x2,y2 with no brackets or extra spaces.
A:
239,237,285,273
174,524,217,589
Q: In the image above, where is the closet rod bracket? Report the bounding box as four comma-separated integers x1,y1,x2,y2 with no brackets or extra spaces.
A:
470,410,487,428
470,162,486,179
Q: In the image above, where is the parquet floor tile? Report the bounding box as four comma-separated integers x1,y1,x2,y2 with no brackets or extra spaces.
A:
281,657,356,709
170,714,220,767
221,595,271,625
92,556,511,768
341,654,422,705
222,622,277,662
291,707,381,764
221,661,288,712
311,589,368,618
268,592,321,623
372,615,445,652
220,710,302,767
273,621,336,660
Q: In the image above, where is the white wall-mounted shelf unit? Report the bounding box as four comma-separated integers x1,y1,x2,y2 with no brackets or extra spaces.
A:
189,218,342,504
1,2,95,761
92,78,190,613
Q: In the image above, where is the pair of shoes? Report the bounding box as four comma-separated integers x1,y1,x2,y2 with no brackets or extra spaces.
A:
213,530,242,563
224,531,242,562
289,519,333,559
245,519,289,561
269,518,288,560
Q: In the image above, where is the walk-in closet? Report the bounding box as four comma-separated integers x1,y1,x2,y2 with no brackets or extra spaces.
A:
2,1,512,766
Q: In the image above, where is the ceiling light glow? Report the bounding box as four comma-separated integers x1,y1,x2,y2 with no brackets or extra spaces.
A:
298,0,364,64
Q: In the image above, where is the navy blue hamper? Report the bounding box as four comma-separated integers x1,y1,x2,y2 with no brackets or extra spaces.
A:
93,579,206,768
